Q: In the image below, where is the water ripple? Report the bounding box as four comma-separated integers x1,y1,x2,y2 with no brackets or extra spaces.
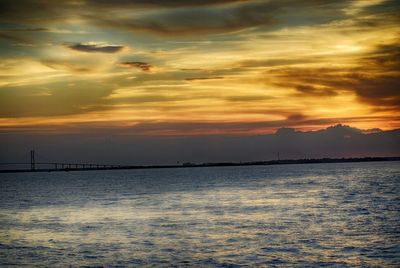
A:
0,161,399,266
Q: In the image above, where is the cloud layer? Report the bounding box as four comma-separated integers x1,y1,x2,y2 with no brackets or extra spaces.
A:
0,0,399,137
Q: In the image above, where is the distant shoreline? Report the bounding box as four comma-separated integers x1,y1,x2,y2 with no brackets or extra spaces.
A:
0,156,399,174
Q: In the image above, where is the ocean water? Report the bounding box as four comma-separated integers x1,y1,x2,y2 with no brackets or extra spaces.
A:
0,161,399,267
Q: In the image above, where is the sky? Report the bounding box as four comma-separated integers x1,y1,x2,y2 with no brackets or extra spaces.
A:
0,0,399,164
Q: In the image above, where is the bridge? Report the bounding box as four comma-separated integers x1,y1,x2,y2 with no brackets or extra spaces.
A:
0,150,125,173
1,150,399,174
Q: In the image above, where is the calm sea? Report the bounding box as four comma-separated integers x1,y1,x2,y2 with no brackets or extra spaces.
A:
0,161,399,267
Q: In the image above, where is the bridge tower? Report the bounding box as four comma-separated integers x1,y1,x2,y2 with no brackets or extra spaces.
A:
30,150,35,171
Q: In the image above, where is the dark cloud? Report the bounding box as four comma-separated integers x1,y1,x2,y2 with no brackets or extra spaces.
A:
61,117,395,137
120,61,152,71
85,0,247,8
362,42,400,71
0,27,53,46
66,43,125,53
269,39,400,110
1,27,50,32
92,2,273,35
349,74,400,109
0,0,249,26
0,33,27,42
0,1,74,24
1,124,399,165
274,67,400,110
0,0,383,37
272,68,350,89
358,0,400,17
2,0,397,39
89,0,351,36
287,113,306,121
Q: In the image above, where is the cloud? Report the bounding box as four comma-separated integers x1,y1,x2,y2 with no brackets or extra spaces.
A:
185,76,224,81
92,2,272,35
120,61,152,71
1,27,50,32
2,123,399,165
85,0,246,8
0,1,76,24
272,67,400,110
66,42,125,53
224,95,274,102
0,1,249,26
0,27,54,46
267,39,400,111
1,0,394,38
349,74,400,109
362,41,400,71
0,81,113,117
0,33,27,42
41,60,92,73
0,0,389,39
238,58,315,68
0,0,399,138
287,113,306,121
89,0,352,36
295,85,338,96
67,118,394,136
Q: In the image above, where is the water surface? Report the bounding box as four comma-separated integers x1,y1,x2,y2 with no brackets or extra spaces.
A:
0,162,399,267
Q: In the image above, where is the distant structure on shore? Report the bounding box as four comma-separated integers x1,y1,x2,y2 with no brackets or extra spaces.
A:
0,151,399,173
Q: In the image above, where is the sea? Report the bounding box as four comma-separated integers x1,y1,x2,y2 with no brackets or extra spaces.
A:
0,161,399,267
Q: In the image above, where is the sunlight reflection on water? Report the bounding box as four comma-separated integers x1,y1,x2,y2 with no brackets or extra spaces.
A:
0,162,399,266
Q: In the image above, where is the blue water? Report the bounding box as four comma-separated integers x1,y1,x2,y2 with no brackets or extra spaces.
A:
0,161,399,267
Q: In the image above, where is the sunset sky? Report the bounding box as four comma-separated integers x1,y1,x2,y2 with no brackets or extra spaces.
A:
0,0,399,137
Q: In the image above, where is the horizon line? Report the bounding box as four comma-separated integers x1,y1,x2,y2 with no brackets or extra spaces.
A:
1,156,399,174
